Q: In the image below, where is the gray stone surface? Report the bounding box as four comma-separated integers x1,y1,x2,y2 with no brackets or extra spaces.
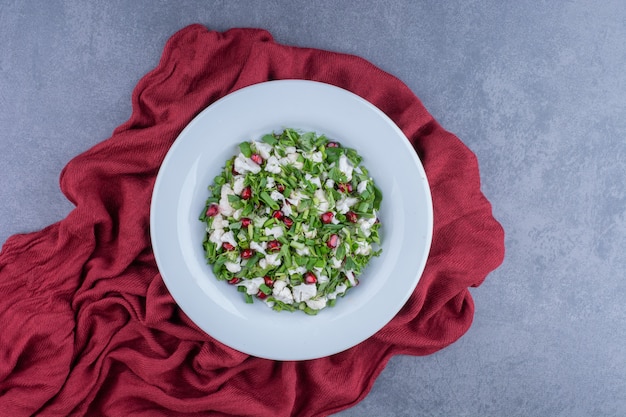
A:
1,1,625,416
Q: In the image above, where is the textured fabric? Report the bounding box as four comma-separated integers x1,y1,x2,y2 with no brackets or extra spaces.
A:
0,25,504,417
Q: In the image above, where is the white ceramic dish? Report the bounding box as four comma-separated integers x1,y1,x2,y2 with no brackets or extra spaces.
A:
150,80,433,360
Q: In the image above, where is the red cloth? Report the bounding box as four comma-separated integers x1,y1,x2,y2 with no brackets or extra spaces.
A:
0,25,504,416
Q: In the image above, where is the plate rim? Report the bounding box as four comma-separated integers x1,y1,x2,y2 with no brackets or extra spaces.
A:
150,79,433,360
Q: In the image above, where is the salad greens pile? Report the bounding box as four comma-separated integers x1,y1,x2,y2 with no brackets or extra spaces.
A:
199,128,382,315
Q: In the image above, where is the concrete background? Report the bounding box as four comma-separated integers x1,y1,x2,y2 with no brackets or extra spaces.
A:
1,1,625,416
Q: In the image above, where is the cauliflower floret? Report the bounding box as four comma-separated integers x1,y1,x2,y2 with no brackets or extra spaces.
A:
354,241,372,256
211,214,229,230
281,202,292,217
224,257,241,273
219,184,235,216
292,283,317,302
233,176,246,195
357,180,369,194
305,297,327,310
250,241,267,255
264,226,284,238
220,230,237,248
259,253,281,269
272,280,294,304
335,196,359,214
307,151,323,163
270,190,285,201
338,154,354,181
234,153,261,174
330,257,343,269
253,141,273,159
209,228,224,246
264,155,282,174
286,190,306,206
280,152,303,169
238,277,265,295
314,189,330,212
302,223,317,239
266,176,275,188
357,214,377,237
305,173,322,188
313,267,329,283
254,216,268,228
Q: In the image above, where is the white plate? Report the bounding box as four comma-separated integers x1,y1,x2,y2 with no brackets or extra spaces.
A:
150,80,433,360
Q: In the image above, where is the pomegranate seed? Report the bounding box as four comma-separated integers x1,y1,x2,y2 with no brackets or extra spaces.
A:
346,211,358,223
241,186,252,200
206,204,219,217
267,240,281,252
227,277,241,284
272,210,284,220
338,183,353,193
327,142,339,148
327,234,339,249
263,276,274,287
232,166,239,175
250,153,263,165
222,242,235,251
256,290,268,299
241,248,254,259
283,217,294,228
304,272,317,284
277,183,285,193
321,211,334,224
241,217,252,227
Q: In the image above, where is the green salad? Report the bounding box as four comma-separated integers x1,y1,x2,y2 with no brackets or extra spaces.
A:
199,129,382,315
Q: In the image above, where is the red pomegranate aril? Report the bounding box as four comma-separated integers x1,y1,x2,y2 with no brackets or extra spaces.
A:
338,183,353,193
250,153,263,165
283,217,294,228
277,183,285,193
272,210,284,220
241,186,252,200
241,248,254,259
321,211,334,224
222,242,235,251
206,204,219,217
267,240,281,252
327,142,339,148
327,234,339,249
304,272,317,284
227,277,241,284
346,211,358,223
241,217,252,227
256,290,268,299
263,276,274,287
